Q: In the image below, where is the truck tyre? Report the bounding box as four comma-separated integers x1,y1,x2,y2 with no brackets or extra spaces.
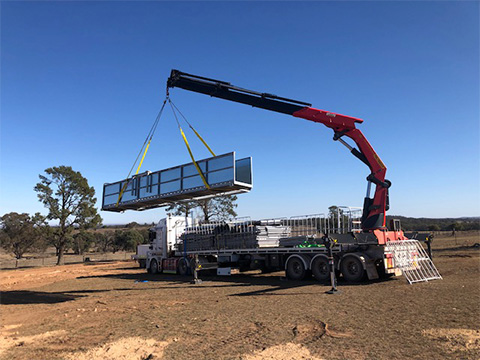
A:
286,256,307,281
311,256,329,282
139,259,146,268
149,259,159,275
340,256,365,282
177,258,189,276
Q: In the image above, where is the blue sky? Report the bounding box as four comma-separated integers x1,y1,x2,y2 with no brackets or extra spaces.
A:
1,1,479,225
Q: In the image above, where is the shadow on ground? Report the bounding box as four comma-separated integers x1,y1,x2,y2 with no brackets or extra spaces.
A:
1,290,86,305
75,266,396,297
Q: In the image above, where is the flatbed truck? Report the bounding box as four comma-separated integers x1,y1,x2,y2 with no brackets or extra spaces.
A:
134,70,441,285
145,209,401,282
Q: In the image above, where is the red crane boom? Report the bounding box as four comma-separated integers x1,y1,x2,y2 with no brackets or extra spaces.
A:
167,70,391,232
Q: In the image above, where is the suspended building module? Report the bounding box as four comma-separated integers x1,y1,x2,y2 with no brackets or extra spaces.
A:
102,152,252,212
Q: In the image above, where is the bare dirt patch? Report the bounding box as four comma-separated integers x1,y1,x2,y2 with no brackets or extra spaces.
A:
423,328,480,353
0,232,479,360
0,261,133,290
242,342,322,360
0,327,66,357
63,337,171,360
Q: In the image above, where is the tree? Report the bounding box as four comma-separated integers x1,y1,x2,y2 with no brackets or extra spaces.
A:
113,229,144,252
428,224,441,232
165,201,198,219
138,228,150,244
47,227,73,257
34,166,102,265
166,195,238,223
0,212,46,260
72,230,96,255
197,196,238,222
95,231,114,253
448,222,464,232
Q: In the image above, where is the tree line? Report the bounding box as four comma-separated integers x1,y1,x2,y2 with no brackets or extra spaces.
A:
0,166,149,265
386,215,480,232
0,211,150,261
3,165,475,265
0,165,238,265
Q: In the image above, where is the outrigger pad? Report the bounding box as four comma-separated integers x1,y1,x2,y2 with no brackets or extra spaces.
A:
102,152,252,212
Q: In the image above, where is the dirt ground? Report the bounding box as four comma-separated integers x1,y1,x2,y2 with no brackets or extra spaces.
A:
0,250,135,270
1,232,479,360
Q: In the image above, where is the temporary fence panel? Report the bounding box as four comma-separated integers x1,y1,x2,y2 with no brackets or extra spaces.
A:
385,240,442,284
177,214,328,251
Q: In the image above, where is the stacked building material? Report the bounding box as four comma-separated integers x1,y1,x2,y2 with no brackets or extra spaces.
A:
256,226,291,248
177,223,295,251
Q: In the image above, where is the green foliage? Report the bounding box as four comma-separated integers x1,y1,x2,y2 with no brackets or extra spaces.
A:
202,195,238,222
126,222,139,228
34,166,102,264
166,195,238,223
72,230,96,255
453,222,464,231
0,212,47,259
138,228,149,244
113,229,144,252
95,231,114,253
165,201,198,218
386,216,480,231
46,227,74,256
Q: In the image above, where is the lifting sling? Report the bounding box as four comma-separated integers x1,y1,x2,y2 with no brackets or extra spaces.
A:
116,97,216,206
168,98,216,190
116,99,167,206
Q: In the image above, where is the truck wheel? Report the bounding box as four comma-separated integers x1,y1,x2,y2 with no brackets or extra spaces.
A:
139,259,146,268
340,256,365,282
286,256,306,280
177,258,189,276
311,256,329,282
149,259,159,274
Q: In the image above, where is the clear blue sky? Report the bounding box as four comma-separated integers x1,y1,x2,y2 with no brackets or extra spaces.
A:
1,1,479,225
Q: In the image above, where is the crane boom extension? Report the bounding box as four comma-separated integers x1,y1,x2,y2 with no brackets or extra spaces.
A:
167,69,391,231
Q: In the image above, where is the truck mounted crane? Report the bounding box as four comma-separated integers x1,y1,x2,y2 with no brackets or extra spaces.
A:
167,70,394,244
135,70,442,285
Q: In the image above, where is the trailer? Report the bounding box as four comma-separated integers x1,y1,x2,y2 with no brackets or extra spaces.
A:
144,207,434,283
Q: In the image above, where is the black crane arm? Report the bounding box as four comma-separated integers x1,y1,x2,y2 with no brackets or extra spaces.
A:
167,69,390,231
167,70,311,115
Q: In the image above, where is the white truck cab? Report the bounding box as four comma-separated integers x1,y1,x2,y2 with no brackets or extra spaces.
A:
146,215,191,274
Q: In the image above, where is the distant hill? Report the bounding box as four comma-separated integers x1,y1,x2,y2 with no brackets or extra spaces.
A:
100,217,480,232
386,216,480,231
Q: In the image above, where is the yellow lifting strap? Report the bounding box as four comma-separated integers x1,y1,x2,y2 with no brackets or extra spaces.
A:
116,99,167,207
189,125,216,157
169,98,216,157
169,98,216,190
179,126,211,189
116,139,152,206
135,140,151,175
